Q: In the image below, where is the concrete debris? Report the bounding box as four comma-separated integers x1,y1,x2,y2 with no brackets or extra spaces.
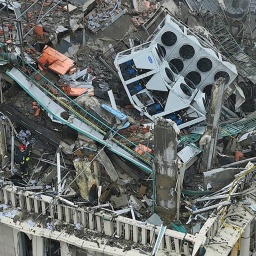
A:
96,150,119,181
1,0,256,255
86,0,127,33
145,213,163,226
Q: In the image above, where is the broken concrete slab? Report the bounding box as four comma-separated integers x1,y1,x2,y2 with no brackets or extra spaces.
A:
75,93,115,126
73,158,99,200
146,213,163,226
203,167,242,191
110,194,128,208
96,150,119,181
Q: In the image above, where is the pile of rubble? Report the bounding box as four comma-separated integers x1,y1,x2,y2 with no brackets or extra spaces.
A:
0,0,256,255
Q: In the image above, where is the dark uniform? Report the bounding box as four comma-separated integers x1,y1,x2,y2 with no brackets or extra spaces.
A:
15,144,30,176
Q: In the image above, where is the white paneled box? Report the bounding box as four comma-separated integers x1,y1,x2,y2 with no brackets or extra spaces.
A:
114,14,238,129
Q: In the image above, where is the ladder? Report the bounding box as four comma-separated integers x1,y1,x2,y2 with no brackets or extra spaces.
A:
6,59,153,174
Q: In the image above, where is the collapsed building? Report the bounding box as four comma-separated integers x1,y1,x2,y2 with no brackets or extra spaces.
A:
0,0,255,255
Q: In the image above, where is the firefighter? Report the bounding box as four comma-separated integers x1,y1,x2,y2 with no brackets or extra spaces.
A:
15,144,30,176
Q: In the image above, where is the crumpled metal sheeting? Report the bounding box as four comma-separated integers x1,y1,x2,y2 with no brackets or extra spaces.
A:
184,0,220,13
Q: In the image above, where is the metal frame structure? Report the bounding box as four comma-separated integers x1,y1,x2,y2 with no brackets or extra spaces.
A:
0,0,63,49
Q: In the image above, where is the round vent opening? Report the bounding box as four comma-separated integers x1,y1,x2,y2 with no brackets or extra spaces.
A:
185,71,201,88
179,44,195,59
203,84,213,97
169,58,184,74
165,68,174,82
197,58,213,72
180,83,192,97
214,71,230,84
157,44,166,58
122,68,136,81
161,31,177,46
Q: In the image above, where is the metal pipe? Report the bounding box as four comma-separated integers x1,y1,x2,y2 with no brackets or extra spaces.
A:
222,105,239,118
221,156,256,168
36,0,46,24
15,0,40,20
56,146,61,194
66,0,70,29
193,201,231,214
152,162,156,213
98,56,119,78
11,128,15,175
23,1,61,38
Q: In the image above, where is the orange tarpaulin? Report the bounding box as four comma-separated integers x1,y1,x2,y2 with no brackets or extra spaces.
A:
38,45,75,75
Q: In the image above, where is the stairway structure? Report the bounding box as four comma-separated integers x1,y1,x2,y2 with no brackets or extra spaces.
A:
6,60,153,174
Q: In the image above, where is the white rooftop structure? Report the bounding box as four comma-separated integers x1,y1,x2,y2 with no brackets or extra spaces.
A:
114,14,237,129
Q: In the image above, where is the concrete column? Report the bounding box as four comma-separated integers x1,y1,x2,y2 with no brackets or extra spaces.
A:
96,215,102,232
13,229,19,256
240,223,250,256
116,220,121,236
41,201,46,215
154,118,178,222
57,205,63,220
89,212,94,230
73,210,78,224
133,226,139,243
150,228,155,244
64,207,71,223
32,235,44,256
200,78,225,172
81,211,87,228
174,238,180,253
141,228,147,244
165,236,172,251
125,223,130,240
0,121,7,168
103,215,114,236
3,189,8,204
26,197,32,212
18,194,24,209
10,192,16,207
34,199,39,213
60,242,71,255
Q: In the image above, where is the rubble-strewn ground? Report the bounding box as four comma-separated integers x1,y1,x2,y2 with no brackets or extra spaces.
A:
0,0,256,255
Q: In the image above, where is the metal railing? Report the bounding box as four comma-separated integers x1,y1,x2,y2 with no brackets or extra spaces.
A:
0,185,200,255
7,57,154,168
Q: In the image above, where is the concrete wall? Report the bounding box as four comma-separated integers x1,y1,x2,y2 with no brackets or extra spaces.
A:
0,223,15,256
0,222,118,256
204,167,241,191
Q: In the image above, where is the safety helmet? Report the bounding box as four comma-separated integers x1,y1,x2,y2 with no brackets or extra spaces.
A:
19,144,26,150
